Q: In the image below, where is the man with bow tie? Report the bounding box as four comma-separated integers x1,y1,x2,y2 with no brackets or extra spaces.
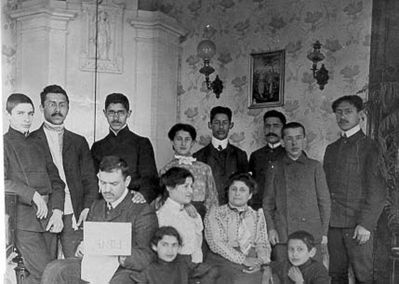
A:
159,123,218,218
323,95,386,284
42,156,158,283
31,85,99,258
194,106,249,204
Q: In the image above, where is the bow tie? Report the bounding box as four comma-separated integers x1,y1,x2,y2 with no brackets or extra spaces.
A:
175,155,196,165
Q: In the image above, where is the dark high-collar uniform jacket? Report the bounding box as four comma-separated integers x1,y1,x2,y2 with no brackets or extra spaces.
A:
249,144,285,209
4,127,65,232
263,154,331,243
91,126,159,202
194,143,248,204
323,130,386,230
31,125,99,218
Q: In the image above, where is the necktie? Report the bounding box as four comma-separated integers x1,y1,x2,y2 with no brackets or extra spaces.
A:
105,203,113,217
217,145,223,151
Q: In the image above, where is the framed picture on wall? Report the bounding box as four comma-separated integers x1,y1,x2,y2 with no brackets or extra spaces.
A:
248,50,285,108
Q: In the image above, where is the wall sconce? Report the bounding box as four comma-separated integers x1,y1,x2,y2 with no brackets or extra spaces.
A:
307,41,329,90
197,39,223,98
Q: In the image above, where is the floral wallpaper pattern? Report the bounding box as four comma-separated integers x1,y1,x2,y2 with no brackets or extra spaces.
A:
162,0,371,161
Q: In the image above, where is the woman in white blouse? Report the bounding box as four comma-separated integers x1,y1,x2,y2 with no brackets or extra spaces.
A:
156,167,204,263
205,172,271,284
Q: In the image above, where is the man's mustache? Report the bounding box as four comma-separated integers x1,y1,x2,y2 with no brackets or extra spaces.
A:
339,119,349,123
51,113,63,117
112,120,121,124
266,133,279,138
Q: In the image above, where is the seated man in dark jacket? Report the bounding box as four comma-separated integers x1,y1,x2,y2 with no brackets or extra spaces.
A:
42,156,158,284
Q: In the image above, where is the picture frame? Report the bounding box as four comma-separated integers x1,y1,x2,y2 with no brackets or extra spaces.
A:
248,50,285,108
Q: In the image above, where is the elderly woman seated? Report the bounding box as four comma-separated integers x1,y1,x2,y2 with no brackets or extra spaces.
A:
204,173,271,284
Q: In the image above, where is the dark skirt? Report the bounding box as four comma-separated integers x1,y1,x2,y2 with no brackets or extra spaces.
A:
206,252,264,284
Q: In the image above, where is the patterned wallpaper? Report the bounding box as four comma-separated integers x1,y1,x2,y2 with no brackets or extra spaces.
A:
160,0,372,161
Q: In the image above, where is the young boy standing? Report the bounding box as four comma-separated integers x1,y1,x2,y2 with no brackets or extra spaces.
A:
4,93,65,284
263,122,331,262
270,231,330,283
131,226,218,284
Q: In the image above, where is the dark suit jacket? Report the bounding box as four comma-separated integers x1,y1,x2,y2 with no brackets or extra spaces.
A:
263,154,331,243
323,130,386,231
194,143,248,204
249,145,285,209
4,128,65,232
85,192,158,271
31,125,99,217
91,127,159,202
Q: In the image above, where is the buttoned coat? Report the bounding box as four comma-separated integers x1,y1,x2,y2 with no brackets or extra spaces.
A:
323,130,386,231
249,145,285,209
194,143,249,204
4,128,65,232
91,127,159,202
263,154,331,243
31,125,99,218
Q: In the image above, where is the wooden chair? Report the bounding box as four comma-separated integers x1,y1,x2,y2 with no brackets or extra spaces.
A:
5,192,29,284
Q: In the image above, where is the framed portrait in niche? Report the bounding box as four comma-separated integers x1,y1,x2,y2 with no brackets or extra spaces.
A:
248,50,285,108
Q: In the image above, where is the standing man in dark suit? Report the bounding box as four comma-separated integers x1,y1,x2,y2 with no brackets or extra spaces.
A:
41,156,159,284
249,110,286,209
31,85,99,258
91,93,159,203
4,93,65,284
323,95,386,284
194,106,248,204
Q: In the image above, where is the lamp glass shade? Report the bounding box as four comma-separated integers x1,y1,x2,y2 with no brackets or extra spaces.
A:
197,40,216,60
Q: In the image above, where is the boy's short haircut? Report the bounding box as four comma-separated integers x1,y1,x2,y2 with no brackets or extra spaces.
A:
282,122,306,138
168,123,197,141
263,110,286,125
151,226,183,247
210,106,232,122
40,85,69,106
288,230,316,251
105,93,129,110
99,155,130,178
6,93,34,113
332,95,363,112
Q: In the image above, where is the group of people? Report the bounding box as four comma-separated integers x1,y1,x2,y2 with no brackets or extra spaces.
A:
4,84,386,284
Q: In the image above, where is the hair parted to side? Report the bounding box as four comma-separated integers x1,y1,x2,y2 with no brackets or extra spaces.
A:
6,93,34,113
105,93,129,110
210,106,232,122
282,122,306,138
288,230,316,251
263,110,287,125
151,226,183,247
40,85,69,106
99,155,130,178
168,123,197,141
332,95,363,112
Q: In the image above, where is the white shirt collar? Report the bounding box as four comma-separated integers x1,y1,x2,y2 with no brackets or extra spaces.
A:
110,188,128,209
110,124,127,136
342,124,361,138
267,142,281,149
164,197,185,211
211,137,228,150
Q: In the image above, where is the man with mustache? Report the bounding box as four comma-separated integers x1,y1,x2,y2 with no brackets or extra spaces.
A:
194,106,248,204
323,95,385,284
263,122,330,264
249,110,286,210
31,85,99,258
91,93,159,203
